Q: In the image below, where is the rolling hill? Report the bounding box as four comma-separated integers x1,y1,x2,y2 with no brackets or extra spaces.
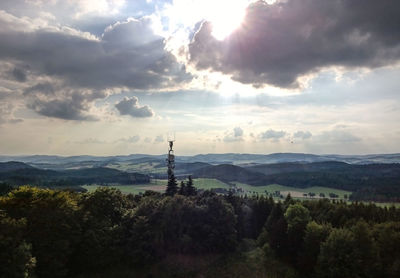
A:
0,162,150,186
192,162,400,201
2,152,400,168
193,164,268,186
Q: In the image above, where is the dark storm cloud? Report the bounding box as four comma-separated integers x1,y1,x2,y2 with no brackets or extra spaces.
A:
189,0,400,88
0,13,191,120
24,83,55,96
21,81,107,120
12,68,26,82
0,17,191,91
115,96,154,118
27,90,105,121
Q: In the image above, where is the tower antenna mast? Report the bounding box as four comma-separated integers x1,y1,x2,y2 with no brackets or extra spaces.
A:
166,133,175,180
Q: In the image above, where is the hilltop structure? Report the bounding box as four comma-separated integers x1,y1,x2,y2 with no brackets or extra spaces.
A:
166,140,175,180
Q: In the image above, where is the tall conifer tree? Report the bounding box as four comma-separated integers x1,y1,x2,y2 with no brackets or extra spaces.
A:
166,174,178,196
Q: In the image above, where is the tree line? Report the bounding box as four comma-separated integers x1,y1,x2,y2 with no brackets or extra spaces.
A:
1,182,400,278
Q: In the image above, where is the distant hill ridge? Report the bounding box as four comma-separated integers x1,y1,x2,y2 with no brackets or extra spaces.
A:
0,162,150,186
0,161,34,172
193,164,267,186
1,152,400,165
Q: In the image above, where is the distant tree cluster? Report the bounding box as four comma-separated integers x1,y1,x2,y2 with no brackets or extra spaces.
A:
257,197,400,278
166,175,197,196
0,186,399,278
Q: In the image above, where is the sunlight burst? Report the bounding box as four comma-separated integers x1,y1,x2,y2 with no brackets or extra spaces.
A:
207,1,248,40
164,0,250,41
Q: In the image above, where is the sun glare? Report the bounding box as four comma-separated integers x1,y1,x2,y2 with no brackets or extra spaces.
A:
207,1,248,40
164,0,250,41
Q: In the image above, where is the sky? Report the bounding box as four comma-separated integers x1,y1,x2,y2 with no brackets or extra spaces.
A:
0,0,399,156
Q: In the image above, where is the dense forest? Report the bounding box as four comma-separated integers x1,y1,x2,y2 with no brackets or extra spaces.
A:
194,162,400,202
1,181,400,278
0,162,150,187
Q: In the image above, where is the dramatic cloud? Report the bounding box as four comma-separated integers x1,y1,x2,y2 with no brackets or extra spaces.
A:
259,129,286,141
0,0,127,24
25,88,106,121
0,0,399,156
24,83,55,96
293,131,312,140
189,0,400,88
115,96,154,118
0,15,191,90
0,12,191,120
12,68,26,82
28,98,92,121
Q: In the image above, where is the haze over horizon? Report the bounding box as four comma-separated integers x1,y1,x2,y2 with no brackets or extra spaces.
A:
0,0,399,156
1,151,400,159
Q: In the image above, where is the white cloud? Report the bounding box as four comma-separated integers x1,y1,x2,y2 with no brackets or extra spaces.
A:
115,97,154,118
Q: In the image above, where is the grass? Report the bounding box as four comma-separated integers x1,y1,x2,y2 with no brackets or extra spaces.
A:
82,178,351,201
233,182,352,199
83,178,229,194
83,178,231,194
192,178,230,190
82,179,167,194
370,202,400,208
234,183,295,194
82,179,399,207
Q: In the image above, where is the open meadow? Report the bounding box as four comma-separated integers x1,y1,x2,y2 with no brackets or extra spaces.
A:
83,178,352,201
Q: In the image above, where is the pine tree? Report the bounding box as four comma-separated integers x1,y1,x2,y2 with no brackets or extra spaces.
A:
178,181,186,195
186,175,197,196
166,174,178,196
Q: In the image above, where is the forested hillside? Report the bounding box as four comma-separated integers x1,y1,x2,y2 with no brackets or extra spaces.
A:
0,162,150,186
194,163,400,202
1,186,399,278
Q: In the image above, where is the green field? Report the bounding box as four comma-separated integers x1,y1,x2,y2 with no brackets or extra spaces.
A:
81,179,400,207
232,182,351,199
83,178,229,194
192,178,230,190
82,179,167,194
83,178,352,200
